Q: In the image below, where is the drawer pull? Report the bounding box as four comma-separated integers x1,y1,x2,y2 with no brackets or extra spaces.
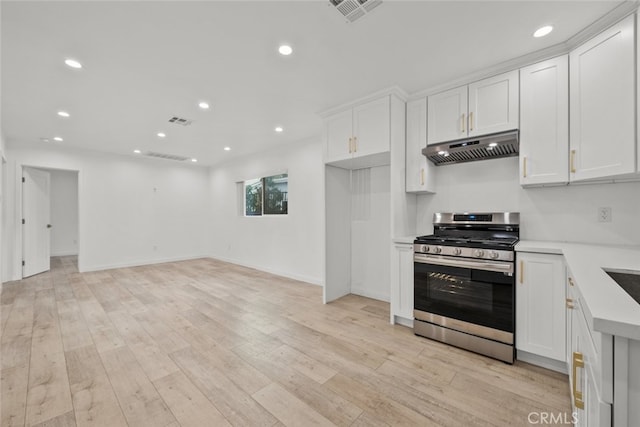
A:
566,298,574,309
568,277,575,287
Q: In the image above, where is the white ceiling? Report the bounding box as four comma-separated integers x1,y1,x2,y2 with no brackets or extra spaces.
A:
1,0,625,166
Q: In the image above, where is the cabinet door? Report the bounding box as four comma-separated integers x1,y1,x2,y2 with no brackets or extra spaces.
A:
520,56,569,186
390,243,414,323
468,70,519,137
569,15,635,181
516,253,566,361
405,98,435,193
325,109,353,163
353,97,390,158
571,297,612,427
427,85,467,144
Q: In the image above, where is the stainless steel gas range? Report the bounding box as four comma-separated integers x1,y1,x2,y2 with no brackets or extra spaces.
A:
413,212,520,363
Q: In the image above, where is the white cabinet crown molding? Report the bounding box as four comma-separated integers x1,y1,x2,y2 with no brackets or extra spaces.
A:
318,85,408,118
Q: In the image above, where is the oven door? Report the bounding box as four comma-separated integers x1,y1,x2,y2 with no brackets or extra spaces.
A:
414,253,514,340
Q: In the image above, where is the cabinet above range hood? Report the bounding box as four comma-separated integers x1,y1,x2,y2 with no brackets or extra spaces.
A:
423,130,519,166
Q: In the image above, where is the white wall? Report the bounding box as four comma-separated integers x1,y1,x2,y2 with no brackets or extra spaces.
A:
208,137,324,285
351,166,390,301
416,157,640,245
2,143,210,282
49,169,78,256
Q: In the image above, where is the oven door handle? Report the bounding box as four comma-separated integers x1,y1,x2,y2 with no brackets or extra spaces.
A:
414,253,514,274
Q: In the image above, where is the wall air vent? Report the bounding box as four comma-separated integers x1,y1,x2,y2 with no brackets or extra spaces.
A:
329,0,382,23
168,116,193,126
143,151,190,162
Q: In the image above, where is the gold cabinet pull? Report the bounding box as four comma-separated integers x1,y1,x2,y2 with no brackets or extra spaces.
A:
566,298,574,309
523,156,527,178
348,137,353,154
572,352,585,409
570,150,576,173
469,111,474,131
519,261,524,284
420,168,425,186
353,136,357,152
461,113,466,133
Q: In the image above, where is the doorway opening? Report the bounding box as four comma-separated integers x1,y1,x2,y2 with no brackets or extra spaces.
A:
22,166,79,278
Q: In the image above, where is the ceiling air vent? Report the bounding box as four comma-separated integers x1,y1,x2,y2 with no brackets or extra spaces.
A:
329,0,382,23
143,151,190,162
168,116,193,126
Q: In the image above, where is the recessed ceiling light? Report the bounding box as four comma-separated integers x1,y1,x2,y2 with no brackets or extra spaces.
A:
57,111,70,118
198,102,210,110
157,132,166,138
489,142,498,147
64,58,82,69
53,137,63,142
133,149,141,154
278,45,293,56
275,126,284,133
191,158,198,163
438,151,446,155
224,146,231,151
533,25,553,38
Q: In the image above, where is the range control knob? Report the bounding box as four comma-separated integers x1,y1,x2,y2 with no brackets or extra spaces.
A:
433,246,442,254
453,248,462,256
489,251,499,259
420,245,429,253
474,249,485,258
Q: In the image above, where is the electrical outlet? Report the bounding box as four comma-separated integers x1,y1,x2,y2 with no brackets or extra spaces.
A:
598,207,612,223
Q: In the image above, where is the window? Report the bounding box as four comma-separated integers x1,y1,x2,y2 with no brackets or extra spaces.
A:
244,173,288,216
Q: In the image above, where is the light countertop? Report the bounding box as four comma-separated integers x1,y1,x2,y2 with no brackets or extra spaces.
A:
516,240,640,341
392,236,415,244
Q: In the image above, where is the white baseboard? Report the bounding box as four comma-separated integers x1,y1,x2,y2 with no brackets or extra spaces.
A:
350,286,390,303
208,254,323,286
393,316,414,328
79,254,210,273
51,250,78,257
516,350,568,374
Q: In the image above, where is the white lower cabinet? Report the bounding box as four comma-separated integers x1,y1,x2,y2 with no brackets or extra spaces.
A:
567,271,613,427
390,243,413,325
516,252,566,362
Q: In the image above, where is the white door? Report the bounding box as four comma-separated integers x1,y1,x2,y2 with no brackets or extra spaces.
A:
468,70,519,137
427,85,468,144
325,109,353,164
569,15,635,181
520,56,569,186
406,98,434,193
352,96,390,158
22,167,51,277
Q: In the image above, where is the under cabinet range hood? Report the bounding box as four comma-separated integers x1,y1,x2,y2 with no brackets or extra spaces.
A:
423,130,519,166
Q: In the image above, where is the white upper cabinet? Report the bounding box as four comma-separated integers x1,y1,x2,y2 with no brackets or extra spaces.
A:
467,70,519,137
324,96,391,168
405,98,435,193
427,86,467,144
325,109,353,163
569,14,636,182
427,70,519,145
520,56,569,186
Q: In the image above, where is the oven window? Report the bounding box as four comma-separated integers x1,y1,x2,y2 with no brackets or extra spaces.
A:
414,262,514,333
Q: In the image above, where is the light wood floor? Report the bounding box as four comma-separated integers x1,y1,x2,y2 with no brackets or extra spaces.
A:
1,256,572,427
